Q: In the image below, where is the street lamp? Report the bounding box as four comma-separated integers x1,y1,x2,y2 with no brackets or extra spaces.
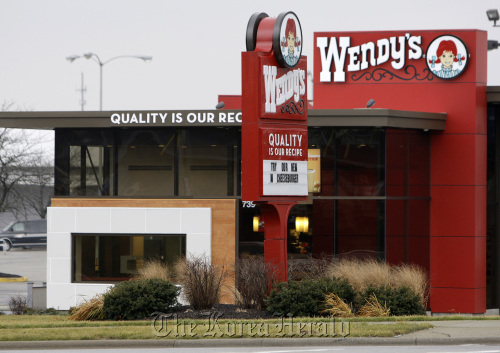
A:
66,53,152,110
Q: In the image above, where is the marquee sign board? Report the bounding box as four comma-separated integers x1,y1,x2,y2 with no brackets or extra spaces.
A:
261,128,308,196
242,11,308,202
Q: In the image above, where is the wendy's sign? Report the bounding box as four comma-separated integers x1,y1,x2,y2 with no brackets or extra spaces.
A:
315,31,470,83
242,11,308,202
261,58,307,119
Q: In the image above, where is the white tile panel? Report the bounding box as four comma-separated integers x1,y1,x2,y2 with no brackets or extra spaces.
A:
48,258,72,284
46,232,71,258
75,208,111,233
186,233,211,258
145,208,182,233
46,284,77,310
47,207,76,233
180,208,211,234
110,208,146,233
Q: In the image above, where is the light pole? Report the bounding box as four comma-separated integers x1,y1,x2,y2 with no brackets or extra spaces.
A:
66,53,152,110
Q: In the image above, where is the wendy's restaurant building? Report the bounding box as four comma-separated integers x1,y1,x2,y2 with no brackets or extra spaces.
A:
1,23,499,315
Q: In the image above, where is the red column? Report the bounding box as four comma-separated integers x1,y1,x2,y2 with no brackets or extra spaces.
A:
259,202,296,282
429,108,487,313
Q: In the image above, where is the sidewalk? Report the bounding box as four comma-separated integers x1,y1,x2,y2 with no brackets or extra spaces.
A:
0,320,499,350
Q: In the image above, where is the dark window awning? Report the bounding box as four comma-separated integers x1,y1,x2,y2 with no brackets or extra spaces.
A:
309,109,446,130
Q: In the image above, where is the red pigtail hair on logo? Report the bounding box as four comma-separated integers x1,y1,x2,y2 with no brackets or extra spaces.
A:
429,40,460,64
285,18,297,46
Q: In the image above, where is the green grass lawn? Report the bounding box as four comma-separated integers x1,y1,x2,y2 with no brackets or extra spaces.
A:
0,315,435,341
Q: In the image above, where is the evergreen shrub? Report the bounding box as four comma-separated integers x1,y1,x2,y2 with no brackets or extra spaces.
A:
103,278,180,320
266,278,356,317
360,285,426,316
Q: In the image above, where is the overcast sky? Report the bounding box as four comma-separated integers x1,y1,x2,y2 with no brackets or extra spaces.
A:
2,0,500,112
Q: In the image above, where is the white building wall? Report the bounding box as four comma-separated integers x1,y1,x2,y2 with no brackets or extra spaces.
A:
46,206,211,310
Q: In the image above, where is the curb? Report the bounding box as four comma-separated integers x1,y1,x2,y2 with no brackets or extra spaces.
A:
0,273,27,283
1,336,500,350
0,277,27,283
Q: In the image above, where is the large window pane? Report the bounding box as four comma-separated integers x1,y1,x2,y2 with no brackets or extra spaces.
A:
117,130,175,197
308,128,336,197
337,129,384,196
178,128,238,197
336,199,383,260
69,146,112,196
72,234,186,282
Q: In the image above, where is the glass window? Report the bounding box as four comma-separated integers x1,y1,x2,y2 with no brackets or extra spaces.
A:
336,199,384,260
72,234,185,282
55,127,240,198
117,130,175,197
70,146,112,196
308,128,336,197
336,129,385,197
178,128,239,197
12,222,25,232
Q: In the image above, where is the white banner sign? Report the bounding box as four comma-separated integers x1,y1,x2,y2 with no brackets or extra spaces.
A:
262,159,308,196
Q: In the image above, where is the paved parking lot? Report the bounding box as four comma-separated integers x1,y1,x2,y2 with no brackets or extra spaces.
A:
0,247,46,311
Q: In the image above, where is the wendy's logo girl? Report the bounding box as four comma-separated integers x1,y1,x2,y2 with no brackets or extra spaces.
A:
275,12,302,68
426,35,469,80
281,18,301,66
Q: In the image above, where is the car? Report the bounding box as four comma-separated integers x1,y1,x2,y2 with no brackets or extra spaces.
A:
0,219,47,251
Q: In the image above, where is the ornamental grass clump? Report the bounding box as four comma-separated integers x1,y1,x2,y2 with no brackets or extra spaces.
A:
134,258,171,282
325,258,392,293
321,293,354,318
324,258,429,308
69,294,105,321
357,293,390,317
391,264,429,307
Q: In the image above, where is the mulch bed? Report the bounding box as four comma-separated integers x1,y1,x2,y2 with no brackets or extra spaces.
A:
169,304,275,320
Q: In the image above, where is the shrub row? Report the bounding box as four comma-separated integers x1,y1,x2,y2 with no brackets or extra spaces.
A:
69,257,428,320
266,278,426,317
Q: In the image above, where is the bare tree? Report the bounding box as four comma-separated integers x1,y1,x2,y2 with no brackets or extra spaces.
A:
0,128,35,213
0,101,54,220
12,154,53,219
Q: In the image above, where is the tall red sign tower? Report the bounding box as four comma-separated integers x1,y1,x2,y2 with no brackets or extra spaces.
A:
242,11,308,282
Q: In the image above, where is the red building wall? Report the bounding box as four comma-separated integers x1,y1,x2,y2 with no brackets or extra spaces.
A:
313,29,487,313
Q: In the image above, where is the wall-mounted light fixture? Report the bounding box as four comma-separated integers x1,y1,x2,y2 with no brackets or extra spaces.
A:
253,215,264,232
487,9,500,27
488,40,500,51
295,216,309,233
